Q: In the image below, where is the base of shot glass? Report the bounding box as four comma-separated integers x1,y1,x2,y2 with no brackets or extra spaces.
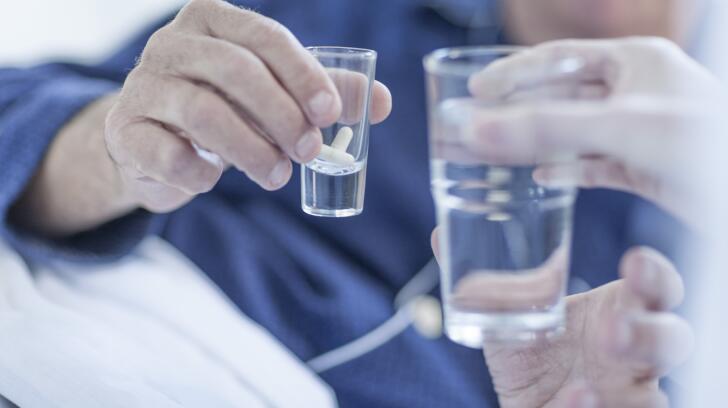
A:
303,207,363,217
444,303,566,348
301,159,366,218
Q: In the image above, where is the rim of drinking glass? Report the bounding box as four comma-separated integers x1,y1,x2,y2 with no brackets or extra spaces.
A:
307,46,377,59
423,46,526,76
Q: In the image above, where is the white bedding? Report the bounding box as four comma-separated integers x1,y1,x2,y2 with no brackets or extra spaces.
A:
0,237,335,407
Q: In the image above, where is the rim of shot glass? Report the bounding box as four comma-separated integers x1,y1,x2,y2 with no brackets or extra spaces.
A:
306,46,377,60
423,46,526,76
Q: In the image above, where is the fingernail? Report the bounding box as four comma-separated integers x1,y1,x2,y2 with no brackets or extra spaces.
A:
295,130,322,161
307,91,334,121
268,160,290,188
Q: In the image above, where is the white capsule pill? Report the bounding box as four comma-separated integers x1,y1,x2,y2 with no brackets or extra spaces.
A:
318,144,355,165
331,126,354,152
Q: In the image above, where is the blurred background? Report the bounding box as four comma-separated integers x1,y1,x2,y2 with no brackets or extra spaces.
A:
0,0,184,66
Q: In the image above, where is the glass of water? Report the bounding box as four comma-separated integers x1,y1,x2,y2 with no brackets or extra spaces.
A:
301,47,377,217
424,47,580,347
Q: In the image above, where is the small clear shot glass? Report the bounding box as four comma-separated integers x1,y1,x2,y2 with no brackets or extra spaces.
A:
424,46,582,347
301,47,377,217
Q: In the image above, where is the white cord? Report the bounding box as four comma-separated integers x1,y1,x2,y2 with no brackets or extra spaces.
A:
307,304,415,374
306,260,439,374
394,258,440,309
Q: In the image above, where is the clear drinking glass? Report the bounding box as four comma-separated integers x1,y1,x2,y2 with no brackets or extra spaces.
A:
424,47,580,347
301,47,377,217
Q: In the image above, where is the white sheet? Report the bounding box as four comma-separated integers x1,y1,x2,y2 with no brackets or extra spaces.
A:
0,237,336,407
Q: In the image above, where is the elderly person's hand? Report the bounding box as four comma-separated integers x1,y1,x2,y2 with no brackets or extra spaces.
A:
431,230,692,408
485,247,692,408
465,37,724,231
13,0,391,235
106,0,391,212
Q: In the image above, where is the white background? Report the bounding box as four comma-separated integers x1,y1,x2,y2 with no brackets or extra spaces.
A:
0,0,185,66
683,0,728,405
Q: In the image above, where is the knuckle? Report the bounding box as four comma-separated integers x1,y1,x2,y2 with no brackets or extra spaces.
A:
186,91,223,132
140,30,190,71
174,0,222,32
103,120,128,161
146,27,170,48
180,0,214,19
139,32,167,66
104,107,125,139
147,24,181,50
104,110,142,161
123,66,148,88
250,16,295,48
221,47,265,81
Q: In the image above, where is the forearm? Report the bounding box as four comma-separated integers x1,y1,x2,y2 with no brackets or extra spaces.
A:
9,93,138,238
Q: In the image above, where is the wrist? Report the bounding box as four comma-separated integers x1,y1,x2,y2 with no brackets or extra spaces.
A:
10,93,139,237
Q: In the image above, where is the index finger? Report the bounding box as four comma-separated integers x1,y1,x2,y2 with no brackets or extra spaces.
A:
176,0,341,127
462,98,698,168
467,40,620,101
